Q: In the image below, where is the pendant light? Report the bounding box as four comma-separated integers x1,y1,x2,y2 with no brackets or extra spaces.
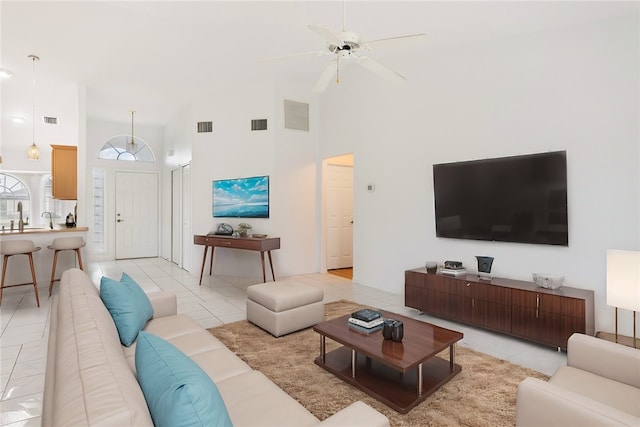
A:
26,54,40,160
128,110,137,152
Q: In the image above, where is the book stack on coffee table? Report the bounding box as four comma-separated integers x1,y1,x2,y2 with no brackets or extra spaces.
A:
348,309,383,333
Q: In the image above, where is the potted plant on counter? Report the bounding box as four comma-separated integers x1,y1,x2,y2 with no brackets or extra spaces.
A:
237,223,252,237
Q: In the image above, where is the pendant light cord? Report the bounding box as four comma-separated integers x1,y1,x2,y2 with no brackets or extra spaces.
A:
130,110,136,147
30,55,38,145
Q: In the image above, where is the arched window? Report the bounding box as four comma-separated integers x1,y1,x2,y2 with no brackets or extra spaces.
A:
0,173,31,227
42,175,76,227
98,135,155,162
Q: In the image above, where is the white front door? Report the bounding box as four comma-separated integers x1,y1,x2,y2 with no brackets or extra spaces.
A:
326,164,353,269
115,171,159,259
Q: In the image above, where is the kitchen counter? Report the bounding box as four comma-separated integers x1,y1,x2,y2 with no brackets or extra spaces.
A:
0,227,89,289
1,226,89,235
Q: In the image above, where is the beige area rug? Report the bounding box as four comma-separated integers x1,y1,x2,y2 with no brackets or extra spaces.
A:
208,300,548,427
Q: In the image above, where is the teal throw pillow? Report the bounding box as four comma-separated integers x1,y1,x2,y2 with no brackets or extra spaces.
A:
135,332,233,427
100,273,154,346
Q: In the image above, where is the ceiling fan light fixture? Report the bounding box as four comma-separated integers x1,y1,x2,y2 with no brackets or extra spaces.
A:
261,4,427,93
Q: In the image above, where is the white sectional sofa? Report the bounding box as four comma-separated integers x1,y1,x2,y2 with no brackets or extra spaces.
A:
516,333,640,426
42,268,389,427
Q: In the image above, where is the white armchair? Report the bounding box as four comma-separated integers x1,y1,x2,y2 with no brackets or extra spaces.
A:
516,333,640,426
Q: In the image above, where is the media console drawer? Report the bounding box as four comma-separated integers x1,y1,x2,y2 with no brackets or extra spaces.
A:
404,268,594,350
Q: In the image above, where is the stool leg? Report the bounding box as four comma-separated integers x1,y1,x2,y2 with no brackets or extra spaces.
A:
75,248,84,271
49,250,59,297
28,253,40,308
0,255,9,306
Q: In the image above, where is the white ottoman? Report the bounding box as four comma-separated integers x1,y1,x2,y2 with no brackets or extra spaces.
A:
246,281,324,337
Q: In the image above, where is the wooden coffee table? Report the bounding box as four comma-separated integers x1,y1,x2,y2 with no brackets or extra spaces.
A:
313,310,463,413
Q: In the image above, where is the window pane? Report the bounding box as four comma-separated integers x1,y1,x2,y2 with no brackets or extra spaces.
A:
92,169,105,251
0,173,31,227
98,135,155,162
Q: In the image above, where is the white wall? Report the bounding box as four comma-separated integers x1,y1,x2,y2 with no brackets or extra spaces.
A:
1,83,79,173
160,15,638,337
162,108,194,262
163,82,320,279
319,16,639,336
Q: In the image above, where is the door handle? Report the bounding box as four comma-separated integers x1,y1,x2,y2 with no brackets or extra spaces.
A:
117,219,124,223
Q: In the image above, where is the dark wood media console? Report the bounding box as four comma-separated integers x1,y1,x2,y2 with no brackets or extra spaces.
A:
405,268,595,350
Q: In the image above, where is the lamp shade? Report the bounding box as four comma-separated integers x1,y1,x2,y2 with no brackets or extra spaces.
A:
606,249,640,311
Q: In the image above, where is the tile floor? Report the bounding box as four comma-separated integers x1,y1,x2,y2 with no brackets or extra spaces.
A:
0,257,567,426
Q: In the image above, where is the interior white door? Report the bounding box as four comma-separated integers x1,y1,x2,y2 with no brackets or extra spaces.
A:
181,163,192,271
171,168,181,265
115,172,159,259
326,164,353,269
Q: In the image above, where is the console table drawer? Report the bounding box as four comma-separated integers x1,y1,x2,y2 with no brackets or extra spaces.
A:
194,235,280,251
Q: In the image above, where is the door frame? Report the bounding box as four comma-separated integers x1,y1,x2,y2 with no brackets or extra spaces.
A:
321,153,354,273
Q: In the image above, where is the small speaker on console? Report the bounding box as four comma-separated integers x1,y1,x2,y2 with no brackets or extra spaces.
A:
476,256,494,280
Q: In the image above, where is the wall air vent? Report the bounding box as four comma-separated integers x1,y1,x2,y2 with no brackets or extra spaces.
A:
251,119,268,131
284,100,309,131
197,121,213,133
42,116,58,125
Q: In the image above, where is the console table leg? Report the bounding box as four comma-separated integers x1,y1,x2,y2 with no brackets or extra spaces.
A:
417,363,423,396
320,335,326,363
199,246,209,286
260,252,267,283
351,350,356,378
267,250,276,281
209,247,214,275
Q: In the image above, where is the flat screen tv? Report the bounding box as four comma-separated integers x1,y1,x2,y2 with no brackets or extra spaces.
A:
212,175,269,218
433,151,568,246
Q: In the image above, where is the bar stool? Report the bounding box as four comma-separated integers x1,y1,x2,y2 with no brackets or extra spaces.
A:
48,236,85,296
0,240,41,307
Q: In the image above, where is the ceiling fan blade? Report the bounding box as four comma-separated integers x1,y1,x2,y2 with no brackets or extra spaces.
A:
259,50,327,63
313,61,338,93
363,34,428,51
356,56,406,83
308,25,343,45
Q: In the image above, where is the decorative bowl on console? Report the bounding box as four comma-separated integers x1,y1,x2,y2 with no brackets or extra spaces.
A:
533,273,565,289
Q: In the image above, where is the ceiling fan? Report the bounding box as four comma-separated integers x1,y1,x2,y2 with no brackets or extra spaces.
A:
262,3,427,93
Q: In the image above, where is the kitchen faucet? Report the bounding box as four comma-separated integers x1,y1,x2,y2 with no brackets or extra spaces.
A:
42,211,54,229
17,201,24,232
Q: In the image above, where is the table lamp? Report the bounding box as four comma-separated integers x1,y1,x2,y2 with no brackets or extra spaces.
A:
606,249,640,348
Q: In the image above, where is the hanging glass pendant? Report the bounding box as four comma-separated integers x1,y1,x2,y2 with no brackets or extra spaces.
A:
27,142,40,160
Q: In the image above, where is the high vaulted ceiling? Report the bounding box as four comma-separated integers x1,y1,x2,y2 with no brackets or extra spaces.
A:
1,1,636,129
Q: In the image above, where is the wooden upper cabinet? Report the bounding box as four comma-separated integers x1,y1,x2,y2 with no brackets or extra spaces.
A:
51,145,77,200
